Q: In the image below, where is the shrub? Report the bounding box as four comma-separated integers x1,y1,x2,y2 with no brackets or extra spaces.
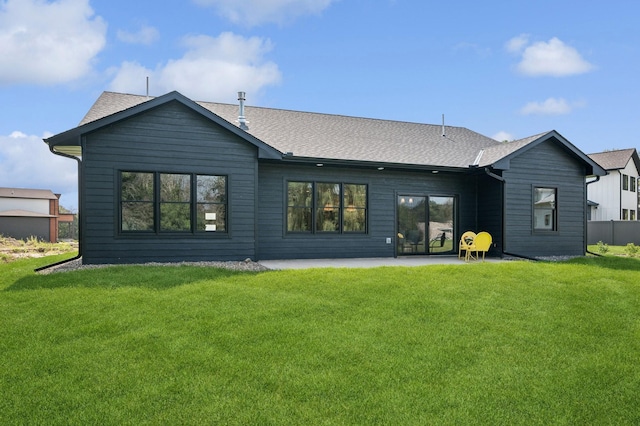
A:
596,241,609,254
624,243,638,257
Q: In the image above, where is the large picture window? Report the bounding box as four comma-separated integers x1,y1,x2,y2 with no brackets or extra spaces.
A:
287,181,367,234
120,171,227,234
533,187,557,231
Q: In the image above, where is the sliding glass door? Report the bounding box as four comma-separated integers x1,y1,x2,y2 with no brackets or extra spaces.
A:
397,195,455,255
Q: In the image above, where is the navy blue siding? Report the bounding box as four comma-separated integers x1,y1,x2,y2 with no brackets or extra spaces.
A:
476,173,503,256
256,163,478,260
81,101,259,264
502,140,587,257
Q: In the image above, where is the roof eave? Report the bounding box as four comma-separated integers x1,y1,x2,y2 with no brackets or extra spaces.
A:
45,91,283,160
487,130,607,176
275,155,468,173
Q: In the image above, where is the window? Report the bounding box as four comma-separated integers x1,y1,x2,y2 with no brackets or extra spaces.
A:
160,173,191,232
121,172,154,231
196,175,227,232
533,187,556,231
631,177,637,193
120,171,227,234
622,174,629,191
287,182,312,232
622,209,629,220
343,184,367,232
287,181,367,234
631,210,636,221
316,183,340,232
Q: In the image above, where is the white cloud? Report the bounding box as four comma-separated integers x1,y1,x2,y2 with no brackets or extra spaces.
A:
505,34,529,53
117,24,160,45
511,37,593,77
492,131,515,142
108,32,282,100
193,0,336,26
520,97,586,116
0,0,107,85
0,132,78,210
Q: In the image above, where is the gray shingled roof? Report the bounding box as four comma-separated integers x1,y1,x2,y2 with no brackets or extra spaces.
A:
0,209,55,218
476,132,550,167
0,187,58,200
588,148,639,171
56,91,604,176
76,91,534,169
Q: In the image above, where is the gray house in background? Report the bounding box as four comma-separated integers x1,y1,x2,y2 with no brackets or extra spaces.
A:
587,148,640,221
45,91,605,264
0,187,72,243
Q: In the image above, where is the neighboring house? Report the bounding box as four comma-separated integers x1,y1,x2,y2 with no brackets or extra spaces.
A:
44,91,605,264
587,148,640,221
0,187,73,243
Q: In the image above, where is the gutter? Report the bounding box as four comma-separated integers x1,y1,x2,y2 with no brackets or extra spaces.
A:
34,145,83,272
585,176,602,257
484,167,538,261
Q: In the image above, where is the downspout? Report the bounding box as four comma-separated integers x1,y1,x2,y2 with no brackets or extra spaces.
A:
585,176,602,257
34,146,83,272
619,172,623,220
484,167,539,261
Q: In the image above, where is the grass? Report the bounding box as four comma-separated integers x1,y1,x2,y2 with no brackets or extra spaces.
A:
1,255,639,424
0,234,76,263
588,243,640,257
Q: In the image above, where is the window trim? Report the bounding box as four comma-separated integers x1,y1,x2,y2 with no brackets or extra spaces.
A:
286,180,368,235
118,170,228,236
532,186,558,233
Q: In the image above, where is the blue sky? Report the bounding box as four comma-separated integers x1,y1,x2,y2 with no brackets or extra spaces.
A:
1,0,638,210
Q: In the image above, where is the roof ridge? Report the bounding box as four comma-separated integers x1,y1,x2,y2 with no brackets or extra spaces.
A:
588,147,635,155
100,91,474,130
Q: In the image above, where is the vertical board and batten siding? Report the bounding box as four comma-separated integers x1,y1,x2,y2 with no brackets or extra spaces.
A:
256,163,478,260
587,171,621,221
502,140,587,257
81,101,259,264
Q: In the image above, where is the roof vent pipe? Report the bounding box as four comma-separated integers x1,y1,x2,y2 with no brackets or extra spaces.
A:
237,91,249,130
442,114,445,137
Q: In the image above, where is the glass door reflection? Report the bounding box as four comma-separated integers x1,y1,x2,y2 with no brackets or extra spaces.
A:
397,196,427,254
397,195,455,255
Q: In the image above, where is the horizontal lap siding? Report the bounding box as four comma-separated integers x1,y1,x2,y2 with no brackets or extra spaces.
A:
503,141,586,257
257,163,477,260
476,173,503,253
81,101,258,264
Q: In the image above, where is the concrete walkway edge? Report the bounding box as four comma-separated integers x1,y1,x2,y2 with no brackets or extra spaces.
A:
259,255,504,270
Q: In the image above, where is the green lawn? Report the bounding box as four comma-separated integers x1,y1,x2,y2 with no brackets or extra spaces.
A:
1,254,639,425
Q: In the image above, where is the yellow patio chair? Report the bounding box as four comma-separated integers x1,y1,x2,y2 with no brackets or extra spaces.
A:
458,231,476,260
469,231,492,261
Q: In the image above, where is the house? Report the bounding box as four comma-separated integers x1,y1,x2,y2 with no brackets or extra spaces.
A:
587,148,640,221
0,187,73,243
44,91,605,264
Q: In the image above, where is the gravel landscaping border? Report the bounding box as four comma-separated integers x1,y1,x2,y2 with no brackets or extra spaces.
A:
37,257,270,274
